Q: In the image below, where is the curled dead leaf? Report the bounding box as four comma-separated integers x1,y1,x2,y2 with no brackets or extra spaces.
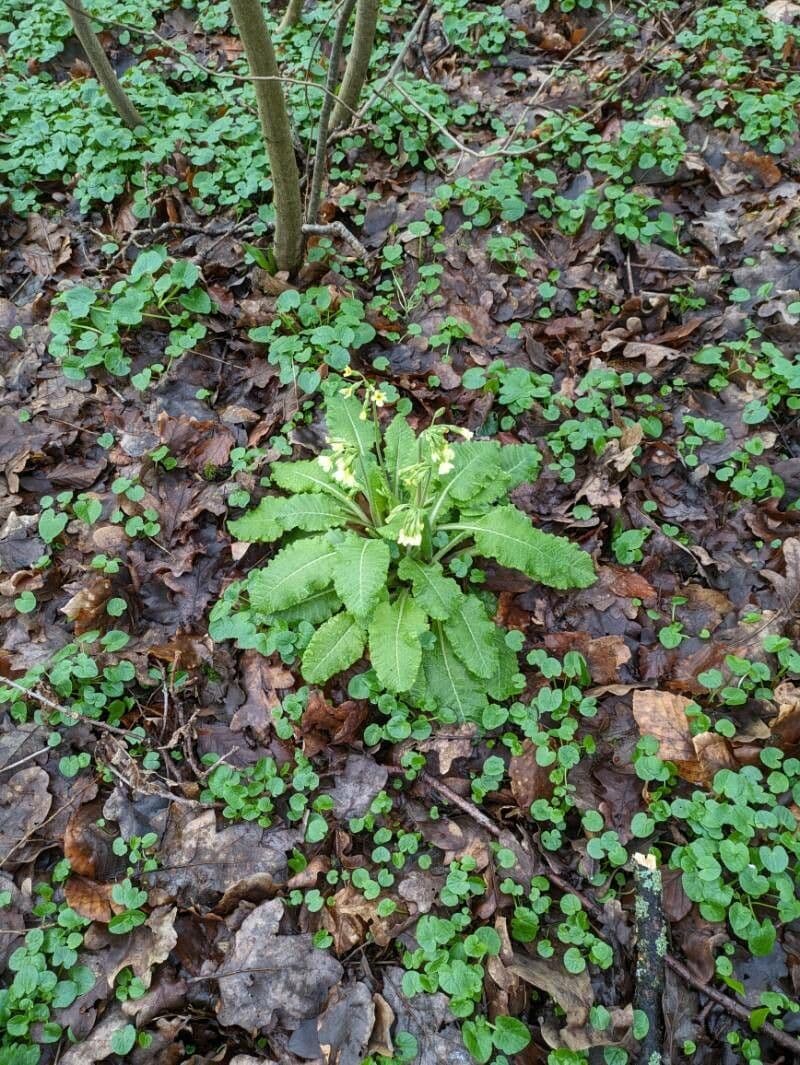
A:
301,690,367,756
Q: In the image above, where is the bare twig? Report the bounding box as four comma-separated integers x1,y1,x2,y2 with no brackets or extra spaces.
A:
0,746,53,776
664,954,800,1059
302,221,368,257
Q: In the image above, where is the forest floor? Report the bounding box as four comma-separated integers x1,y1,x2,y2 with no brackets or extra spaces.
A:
2,1,800,1063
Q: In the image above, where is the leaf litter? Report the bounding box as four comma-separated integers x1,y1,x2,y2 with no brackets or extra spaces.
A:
2,0,800,1062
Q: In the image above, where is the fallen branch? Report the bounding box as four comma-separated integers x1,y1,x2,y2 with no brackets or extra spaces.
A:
633,852,666,1065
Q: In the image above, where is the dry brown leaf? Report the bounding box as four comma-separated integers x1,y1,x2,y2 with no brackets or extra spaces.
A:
543,1004,633,1052
148,633,211,671
763,0,800,21
81,904,177,991
317,981,375,1065
63,800,118,879
230,651,294,741
60,578,112,632
21,214,72,277
0,767,52,865
148,804,300,908
763,537,800,607
381,966,471,1065
418,723,476,774
545,633,631,685
771,681,800,748
632,689,695,762
330,755,389,820
64,876,114,923
301,690,367,756
509,739,554,811
622,341,682,367
691,731,738,777
728,151,782,188
368,993,395,1057
322,883,399,952
509,951,593,1026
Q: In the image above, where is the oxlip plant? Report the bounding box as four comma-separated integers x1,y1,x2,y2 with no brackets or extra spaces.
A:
218,376,596,711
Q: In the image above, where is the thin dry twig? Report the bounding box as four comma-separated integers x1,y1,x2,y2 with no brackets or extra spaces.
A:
0,746,53,776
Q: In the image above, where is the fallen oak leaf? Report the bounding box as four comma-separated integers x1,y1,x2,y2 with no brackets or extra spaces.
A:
631,690,736,784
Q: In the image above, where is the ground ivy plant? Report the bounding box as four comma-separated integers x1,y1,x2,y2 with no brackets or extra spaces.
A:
211,376,595,714
48,247,212,388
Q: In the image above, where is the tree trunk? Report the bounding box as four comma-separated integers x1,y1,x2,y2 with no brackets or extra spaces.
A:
65,0,144,130
279,0,304,31
331,0,379,128
230,0,303,275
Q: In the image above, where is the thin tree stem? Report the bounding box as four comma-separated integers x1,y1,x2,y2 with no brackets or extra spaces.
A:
230,0,304,275
279,0,304,31
307,0,357,223
64,0,144,129
331,0,379,128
